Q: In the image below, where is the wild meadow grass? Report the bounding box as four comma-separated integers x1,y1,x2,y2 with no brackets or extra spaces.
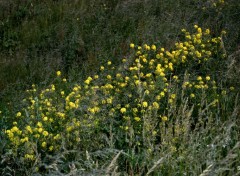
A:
1,24,240,175
0,0,240,175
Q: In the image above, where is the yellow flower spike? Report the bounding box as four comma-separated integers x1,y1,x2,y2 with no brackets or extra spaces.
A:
197,27,202,33
66,126,73,132
136,51,141,55
25,125,32,133
156,54,161,59
205,29,210,35
161,116,168,122
186,35,191,40
25,154,34,160
206,76,211,81
42,131,49,137
100,66,105,71
160,72,165,77
130,43,135,48
206,51,212,56
53,134,60,140
56,71,61,76
197,76,202,81
116,73,121,78
143,57,148,63
37,122,42,127
132,108,138,113
195,85,200,89
156,95,161,100
194,24,198,29
168,99,173,103
49,146,54,151
122,58,126,63
46,102,51,107
120,107,127,114
145,90,150,95
153,102,159,109
173,75,178,80
195,51,202,58
38,127,43,133
87,76,93,81
43,116,48,122
41,142,47,148
21,137,29,143
190,93,195,98
134,117,141,122
107,61,112,65
73,87,78,92
69,102,76,109
169,62,173,71
196,33,202,39
151,44,156,51
142,101,148,108
171,94,176,99
143,44,148,50
106,98,112,104
107,75,112,80
84,79,90,85
11,126,19,133
125,76,130,81
16,112,21,117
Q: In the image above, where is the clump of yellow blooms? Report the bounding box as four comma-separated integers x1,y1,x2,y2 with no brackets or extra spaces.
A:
4,25,233,162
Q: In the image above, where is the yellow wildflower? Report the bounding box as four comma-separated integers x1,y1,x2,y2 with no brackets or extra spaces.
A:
56,71,61,76
142,101,148,108
49,146,54,151
190,93,195,98
130,43,135,48
42,131,49,137
134,117,141,122
43,116,48,121
120,108,127,114
41,142,47,148
152,102,159,109
206,76,211,81
69,102,76,109
16,112,21,117
151,44,156,51
161,116,168,122
197,76,202,81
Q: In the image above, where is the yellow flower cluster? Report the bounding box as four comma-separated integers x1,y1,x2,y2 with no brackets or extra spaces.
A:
5,25,231,159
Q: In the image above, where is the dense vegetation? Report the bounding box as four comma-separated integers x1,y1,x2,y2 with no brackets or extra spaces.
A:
0,0,240,175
